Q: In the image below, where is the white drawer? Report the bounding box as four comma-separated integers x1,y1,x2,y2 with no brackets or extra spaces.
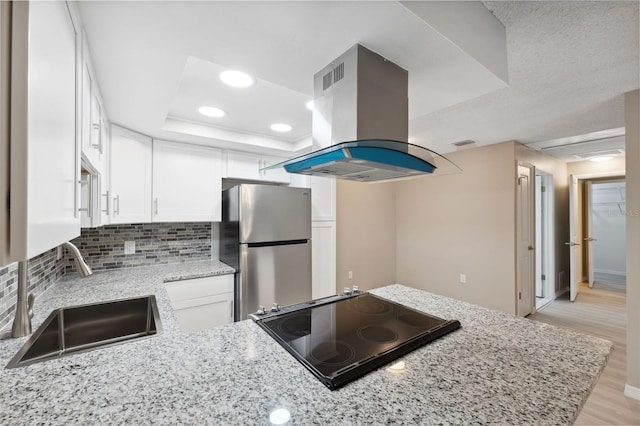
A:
164,274,234,303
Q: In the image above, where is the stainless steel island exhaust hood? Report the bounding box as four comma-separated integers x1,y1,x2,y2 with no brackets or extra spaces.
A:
264,44,461,183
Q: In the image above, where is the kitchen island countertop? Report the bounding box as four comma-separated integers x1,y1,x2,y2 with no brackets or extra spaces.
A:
0,262,611,425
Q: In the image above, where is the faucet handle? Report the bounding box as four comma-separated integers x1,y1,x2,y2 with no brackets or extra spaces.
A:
27,293,35,319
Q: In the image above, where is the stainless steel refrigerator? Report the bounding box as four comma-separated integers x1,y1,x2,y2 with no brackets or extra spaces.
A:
220,184,312,320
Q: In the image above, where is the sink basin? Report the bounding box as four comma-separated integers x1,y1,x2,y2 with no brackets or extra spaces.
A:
6,295,161,368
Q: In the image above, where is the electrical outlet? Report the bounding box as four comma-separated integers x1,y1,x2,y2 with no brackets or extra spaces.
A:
124,241,136,255
459,274,467,284
348,271,353,280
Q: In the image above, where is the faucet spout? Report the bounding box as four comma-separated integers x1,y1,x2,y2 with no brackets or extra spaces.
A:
63,242,93,277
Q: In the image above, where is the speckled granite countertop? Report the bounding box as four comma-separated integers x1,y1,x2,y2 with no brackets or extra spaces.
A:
0,262,611,425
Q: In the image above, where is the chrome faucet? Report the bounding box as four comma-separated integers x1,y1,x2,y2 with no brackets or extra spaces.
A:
9,242,92,338
63,241,93,277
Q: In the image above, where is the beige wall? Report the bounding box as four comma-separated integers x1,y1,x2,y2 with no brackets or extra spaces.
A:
625,90,640,393
395,142,518,313
336,180,396,292
514,144,570,295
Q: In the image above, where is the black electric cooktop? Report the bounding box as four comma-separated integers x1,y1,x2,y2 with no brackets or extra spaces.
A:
251,292,461,390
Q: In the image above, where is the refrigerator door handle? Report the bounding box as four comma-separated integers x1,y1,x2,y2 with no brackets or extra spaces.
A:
247,239,308,248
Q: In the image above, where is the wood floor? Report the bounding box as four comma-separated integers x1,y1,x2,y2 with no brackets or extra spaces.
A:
529,282,640,425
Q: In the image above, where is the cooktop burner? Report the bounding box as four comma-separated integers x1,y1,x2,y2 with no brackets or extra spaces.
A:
251,293,461,390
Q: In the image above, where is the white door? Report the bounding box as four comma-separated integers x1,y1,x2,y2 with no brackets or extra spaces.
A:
516,164,534,316
568,174,581,301
585,180,595,288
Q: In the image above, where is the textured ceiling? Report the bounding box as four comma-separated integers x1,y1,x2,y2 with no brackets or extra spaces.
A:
411,0,639,155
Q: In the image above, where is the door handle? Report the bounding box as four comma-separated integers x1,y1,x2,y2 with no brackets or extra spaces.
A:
564,242,580,246
528,246,535,251
583,237,597,242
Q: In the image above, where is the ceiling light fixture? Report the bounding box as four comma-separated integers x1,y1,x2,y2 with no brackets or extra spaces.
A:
198,106,226,118
589,156,614,162
306,100,313,111
270,123,292,132
220,70,254,88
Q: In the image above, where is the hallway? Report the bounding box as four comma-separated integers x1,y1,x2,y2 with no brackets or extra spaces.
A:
529,282,640,424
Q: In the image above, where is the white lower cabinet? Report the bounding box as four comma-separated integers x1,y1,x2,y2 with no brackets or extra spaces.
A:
164,274,234,333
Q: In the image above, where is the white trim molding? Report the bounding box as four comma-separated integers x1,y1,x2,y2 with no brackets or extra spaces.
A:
624,383,640,400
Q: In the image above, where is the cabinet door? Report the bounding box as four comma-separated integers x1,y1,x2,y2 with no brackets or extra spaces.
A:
165,275,235,332
81,62,93,157
226,151,261,181
152,140,222,222
110,126,152,224
311,177,336,221
99,120,110,226
90,94,102,153
171,292,234,332
312,221,336,299
10,1,80,259
262,155,291,184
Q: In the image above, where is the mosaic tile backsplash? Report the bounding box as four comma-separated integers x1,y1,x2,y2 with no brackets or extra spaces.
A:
0,248,66,331
66,222,213,273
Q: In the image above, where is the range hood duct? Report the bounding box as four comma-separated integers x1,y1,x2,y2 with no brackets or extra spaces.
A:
265,44,461,183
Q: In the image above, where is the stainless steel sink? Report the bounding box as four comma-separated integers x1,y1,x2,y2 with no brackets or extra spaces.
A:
6,295,161,368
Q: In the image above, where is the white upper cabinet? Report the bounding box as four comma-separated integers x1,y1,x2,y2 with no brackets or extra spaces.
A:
9,1,80,260
226,151,262,181
262,155,291,184
152,140,222,222
110,126,153,224
225,150,291,184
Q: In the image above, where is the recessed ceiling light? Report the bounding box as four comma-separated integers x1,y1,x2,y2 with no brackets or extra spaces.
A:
220,70,254,88
306,100,314,111
589,156,614,162
270,123,292,132
198,106,226,118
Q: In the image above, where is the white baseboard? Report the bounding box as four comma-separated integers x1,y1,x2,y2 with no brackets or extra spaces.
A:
624,384,640,400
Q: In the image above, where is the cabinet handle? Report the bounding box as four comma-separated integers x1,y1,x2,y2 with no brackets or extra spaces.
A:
230,300,234,320
102,190,110,214
114,195,120,216
154,198,158,215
